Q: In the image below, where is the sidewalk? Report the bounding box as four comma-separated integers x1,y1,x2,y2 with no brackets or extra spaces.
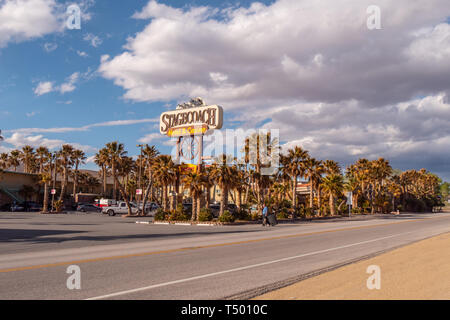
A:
255,232,450,300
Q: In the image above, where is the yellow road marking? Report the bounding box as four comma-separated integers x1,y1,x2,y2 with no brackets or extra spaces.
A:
1,215,448,273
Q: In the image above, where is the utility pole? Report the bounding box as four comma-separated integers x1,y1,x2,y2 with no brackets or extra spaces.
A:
137,144,143,214
51,152,57,212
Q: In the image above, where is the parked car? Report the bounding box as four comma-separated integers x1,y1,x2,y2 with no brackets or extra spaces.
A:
137,202,160,216
10,204,25,212
101,201,139,216
209,203,238,217
24,202,42,212
0,203,12,212
77,203,102,213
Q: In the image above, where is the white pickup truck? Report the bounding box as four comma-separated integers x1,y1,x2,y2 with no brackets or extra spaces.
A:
102,201,138,216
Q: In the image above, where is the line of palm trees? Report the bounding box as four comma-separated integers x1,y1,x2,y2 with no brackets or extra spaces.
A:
0,130,442,216
0,144,89,211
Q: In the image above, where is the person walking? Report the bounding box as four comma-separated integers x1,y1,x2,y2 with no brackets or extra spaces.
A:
262,204,268,227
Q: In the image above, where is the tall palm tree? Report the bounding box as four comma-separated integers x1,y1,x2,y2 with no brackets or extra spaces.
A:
95,148,109,196
0,153,9,170
39,173,51,213
141,145,160,215
322,174,344,216
36,146,50,174
152,155,176,211
210,154,234,217
8,150,20,172
304,157,321,210
57,144,74,202
71,149,86,197
105,142,127,200
19,145,35,173
282,146,309,214
183,171,206,220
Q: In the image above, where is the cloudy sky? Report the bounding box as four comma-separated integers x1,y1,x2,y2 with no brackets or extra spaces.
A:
0,0,449,179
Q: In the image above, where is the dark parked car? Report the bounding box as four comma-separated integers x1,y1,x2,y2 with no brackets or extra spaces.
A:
209,203,238,218
10,204,25,212
0,203,12,212
77,204,102,213
24,202,42,212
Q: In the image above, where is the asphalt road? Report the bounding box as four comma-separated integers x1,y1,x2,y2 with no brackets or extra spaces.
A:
0,211,449,300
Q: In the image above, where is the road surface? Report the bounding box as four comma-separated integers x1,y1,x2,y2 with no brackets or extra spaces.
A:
0,211,449,299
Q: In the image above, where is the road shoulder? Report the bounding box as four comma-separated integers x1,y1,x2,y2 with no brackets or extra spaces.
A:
254,232,450,300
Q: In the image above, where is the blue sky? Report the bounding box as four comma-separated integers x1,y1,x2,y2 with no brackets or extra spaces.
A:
0,0,274,167
1,0,450,179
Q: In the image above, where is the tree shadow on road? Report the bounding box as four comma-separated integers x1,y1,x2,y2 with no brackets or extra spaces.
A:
0,228,264,244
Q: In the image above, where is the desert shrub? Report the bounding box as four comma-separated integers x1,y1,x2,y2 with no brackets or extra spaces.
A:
234,208,251,221
352,207,362,214
154,208,168,221
168,210,190,221
54,200,63,212
277,207,290,219
218,210,235,223
198,208,213,222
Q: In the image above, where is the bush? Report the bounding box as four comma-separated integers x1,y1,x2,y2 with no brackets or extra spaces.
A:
54,200,63,212
218,210,235,223
168,210,190,222
352,207,362,214
234,208,251,221
277,208,290,219
198,208,213,222
154,208,168,221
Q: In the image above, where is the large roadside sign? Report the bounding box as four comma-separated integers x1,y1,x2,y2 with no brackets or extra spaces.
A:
160,104,223,136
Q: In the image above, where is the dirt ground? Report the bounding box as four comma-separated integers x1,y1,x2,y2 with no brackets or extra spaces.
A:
255,232,450,300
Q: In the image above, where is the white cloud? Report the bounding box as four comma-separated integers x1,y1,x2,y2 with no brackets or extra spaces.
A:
33,71,85,96
43,42,57,52
58,72,79,93
77,50,88,57
98,0,450,179
138,132,163,144
34,81,54,96
0,0,63,48
83,33,102,47
4,132,96,152
26,111,39,117
5,118,159,135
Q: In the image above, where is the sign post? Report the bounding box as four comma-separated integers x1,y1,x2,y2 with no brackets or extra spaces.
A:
159,98,224,211
346,191,353,218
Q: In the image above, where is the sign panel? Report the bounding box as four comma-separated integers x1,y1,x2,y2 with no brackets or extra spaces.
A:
160,105,223,135
179,163,197,174
346,191,353,205
167,124,209,137
51,189,56,195
136,189,143,195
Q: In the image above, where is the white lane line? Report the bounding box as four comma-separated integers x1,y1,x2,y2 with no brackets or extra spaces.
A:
86,231,414,300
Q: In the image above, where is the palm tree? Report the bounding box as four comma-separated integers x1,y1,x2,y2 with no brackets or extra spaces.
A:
322,174,344,216
8,150,20,172
141,145,160,215
304,157,321,210
152,155,176,211
210,155,234,217
105,142,127,200
57,144,74,202
95,148,109,196
20,145,36,174
71,149,86,197
0,153,9,170
35,146,50,174
39,173,51,213
282,146,309,214
183,171,206,220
